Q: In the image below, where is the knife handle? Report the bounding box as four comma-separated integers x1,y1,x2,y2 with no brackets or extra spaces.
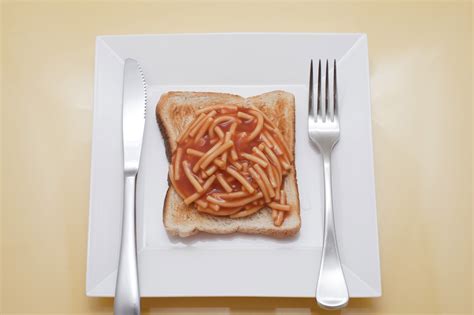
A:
114,175,140,315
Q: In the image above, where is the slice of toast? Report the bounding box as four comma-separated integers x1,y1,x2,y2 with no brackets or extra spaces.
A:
156,90,301,238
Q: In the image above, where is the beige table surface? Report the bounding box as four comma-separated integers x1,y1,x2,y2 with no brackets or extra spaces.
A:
1,1,472,314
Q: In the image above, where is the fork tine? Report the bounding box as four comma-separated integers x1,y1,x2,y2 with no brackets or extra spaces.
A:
333,59,338,119
325,60,329,121
308,60,314,119
317,59,322,120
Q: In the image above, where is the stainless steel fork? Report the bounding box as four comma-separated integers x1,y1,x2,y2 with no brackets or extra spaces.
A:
309,59,349,309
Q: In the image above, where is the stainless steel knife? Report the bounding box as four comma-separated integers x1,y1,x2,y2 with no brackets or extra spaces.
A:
114,58,146,315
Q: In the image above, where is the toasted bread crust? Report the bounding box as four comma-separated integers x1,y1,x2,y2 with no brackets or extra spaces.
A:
156,91,301,238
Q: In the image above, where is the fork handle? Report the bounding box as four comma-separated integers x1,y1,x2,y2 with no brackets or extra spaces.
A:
316,153,349,309
114,175,140,315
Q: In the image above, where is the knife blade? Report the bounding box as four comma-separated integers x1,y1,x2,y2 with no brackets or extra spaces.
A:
122,58,146,175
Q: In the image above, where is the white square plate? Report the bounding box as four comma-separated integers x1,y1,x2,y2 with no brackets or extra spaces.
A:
86,33,381,297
